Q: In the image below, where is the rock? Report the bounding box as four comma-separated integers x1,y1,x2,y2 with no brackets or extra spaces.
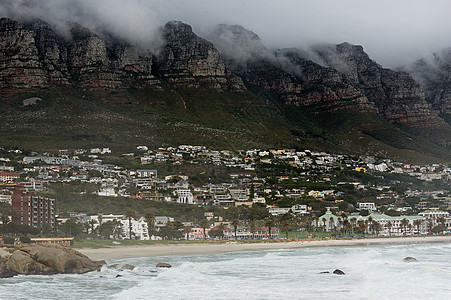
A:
3,244,100,276
107,264,120,269
121,264,135,270
156,263,172,268
333,269,345,275
6,251,57,275
403,257,418,263
319,271,330,274
115,274,122,278
94,260,107,268
312,42,449,138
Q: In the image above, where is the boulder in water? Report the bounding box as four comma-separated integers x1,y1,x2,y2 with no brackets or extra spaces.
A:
333,269,345,275
121,264,135,270
156,262,172,268
403,257,418,263
2,244,100,276
319,271,330,274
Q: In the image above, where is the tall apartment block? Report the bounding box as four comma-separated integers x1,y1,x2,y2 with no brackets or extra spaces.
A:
12,190,55,229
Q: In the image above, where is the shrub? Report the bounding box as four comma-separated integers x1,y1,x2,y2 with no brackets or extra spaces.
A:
19,236,31,243
3,236,15,244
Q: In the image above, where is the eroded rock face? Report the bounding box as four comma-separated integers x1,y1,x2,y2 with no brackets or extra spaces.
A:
208,24,377,114
0,18,48,88
312,42,448,129
157,21,245,91
0,17,161,91
405,48,451,115
1,244,100,277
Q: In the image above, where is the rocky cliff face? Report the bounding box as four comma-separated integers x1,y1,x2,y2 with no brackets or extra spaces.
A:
311,42,447,129
0,17,161,90
208,24,376,113
404,48,451,115
157,21,245,91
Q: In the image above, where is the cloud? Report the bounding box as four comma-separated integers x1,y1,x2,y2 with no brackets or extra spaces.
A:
1,0,451,67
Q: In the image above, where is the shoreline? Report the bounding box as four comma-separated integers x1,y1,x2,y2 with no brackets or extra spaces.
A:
77,235,451,260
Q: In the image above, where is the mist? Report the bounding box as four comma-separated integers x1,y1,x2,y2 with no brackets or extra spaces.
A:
1,0,451,67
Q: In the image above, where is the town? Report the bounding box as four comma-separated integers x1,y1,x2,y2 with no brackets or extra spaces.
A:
0,145,450,243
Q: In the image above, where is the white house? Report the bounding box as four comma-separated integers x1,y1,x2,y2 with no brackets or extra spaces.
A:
358,202,376,211
176,188,195,204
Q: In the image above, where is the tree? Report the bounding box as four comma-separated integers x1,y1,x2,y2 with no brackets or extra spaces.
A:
183,226,192,240
413,219,422,235
248,221,257,240
265,218,275,239
199,219,210,240
322,218,327,232
231,219,240,240
97,214,103,229
281,220,291,239
144,210,155,239
357,220,366,236
431,224,446,234
349,217,357,234
60,219,83,237
208,229,224,239
400,218,409,236
98,220,117,239
372,220,382,236
159,226,183,240
386,221,393,236
88,219,97,235
124,209,137,240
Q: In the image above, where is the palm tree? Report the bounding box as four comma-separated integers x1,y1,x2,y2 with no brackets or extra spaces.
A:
400,218,409,236
98,214,103,227
386,221,393,236
265,218,275,239
357,220,366,236
349,217,357,234
88,219,97,235
329,217,334,233
199,219,210,240
248,221,257,240
367,216,373,235
372,220,382,236
281,220,291,239
112,219,122,239
183,226,192,240
124,209,137,240
231,219,240,240
144,210,155,239
413,219,422,235
322,218,327,232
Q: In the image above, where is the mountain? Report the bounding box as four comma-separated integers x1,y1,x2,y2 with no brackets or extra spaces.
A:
403,48,451,125
0,17,450,162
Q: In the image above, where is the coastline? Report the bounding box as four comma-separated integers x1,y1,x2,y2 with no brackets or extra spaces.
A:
77,235,451,260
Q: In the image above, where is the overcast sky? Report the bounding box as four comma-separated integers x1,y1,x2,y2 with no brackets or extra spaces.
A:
2,0,450,67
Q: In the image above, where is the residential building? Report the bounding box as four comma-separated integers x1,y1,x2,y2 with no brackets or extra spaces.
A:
0,172,21,183
136,169,158,178
176,188,195,204
12,190,55,229
358,202,376,211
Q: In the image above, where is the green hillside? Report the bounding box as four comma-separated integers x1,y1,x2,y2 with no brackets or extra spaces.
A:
0,85,450,163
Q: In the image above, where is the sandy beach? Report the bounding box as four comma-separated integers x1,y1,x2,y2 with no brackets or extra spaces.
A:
77,235,451,260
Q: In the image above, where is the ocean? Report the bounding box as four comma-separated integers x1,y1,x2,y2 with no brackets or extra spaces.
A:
1,242,451,299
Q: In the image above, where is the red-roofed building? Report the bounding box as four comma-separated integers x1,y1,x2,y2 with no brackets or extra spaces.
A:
0,172,21,183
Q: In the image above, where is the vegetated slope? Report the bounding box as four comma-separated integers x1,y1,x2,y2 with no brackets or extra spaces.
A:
0,17,450,162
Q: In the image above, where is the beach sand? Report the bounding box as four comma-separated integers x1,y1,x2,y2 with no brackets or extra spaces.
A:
77,235,451,260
